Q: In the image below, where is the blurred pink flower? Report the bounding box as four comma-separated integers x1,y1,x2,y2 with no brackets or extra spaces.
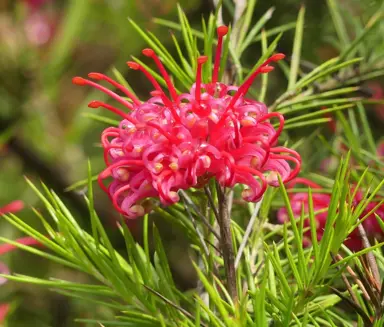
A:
24,12,54,46
367,82,384,122
0,234,42,323
23,0,49,9
0,304,10,323
21,0,56,47
0,200,23,323
321,106,336,133
73,26,301,218
0,200,42,323
0,262,9,287
277,178,384,251
0,201,24,216
0,262,10,323
0,236,42,256
319,156,339,174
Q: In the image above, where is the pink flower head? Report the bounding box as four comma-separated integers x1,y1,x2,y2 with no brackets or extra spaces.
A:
277,178,384,251
73,26,301,218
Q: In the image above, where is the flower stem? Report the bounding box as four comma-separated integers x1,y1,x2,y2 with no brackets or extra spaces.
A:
216,182,238,302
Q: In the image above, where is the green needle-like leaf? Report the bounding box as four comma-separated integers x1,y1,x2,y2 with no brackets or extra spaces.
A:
288,5,305,90
326,0,350,48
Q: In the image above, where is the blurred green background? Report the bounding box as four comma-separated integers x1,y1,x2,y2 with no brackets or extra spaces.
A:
0,0,383,326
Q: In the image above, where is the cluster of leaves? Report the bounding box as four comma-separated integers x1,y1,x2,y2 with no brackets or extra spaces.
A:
1,0,384,326
3,155,384,326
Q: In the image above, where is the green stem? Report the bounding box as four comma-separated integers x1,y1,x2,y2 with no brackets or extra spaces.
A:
216,183,237,302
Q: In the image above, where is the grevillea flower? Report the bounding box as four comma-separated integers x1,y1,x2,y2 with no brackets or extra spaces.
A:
73,26,301,218
277,178,384,251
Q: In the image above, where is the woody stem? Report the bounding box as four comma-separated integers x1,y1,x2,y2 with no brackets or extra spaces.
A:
216,182,238,302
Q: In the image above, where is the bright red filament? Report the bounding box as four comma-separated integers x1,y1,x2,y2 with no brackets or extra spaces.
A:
72,77,134,110
226,53,285,113
88,73,141,106
142,48,179,103
257,112,284,145
195,56,208,106
88,101,138,124
146,121,179,143
127,61,181,123
212,26,229,85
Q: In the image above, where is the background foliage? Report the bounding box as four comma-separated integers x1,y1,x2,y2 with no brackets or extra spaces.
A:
0,0,383,326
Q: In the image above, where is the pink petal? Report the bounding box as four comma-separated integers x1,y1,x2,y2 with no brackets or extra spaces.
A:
0,201,24,216
0,303,10,323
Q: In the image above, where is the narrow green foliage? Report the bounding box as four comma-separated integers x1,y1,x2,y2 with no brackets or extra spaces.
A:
243,33,282,81
239,7,275,55
339,11,382,61
65,173,98,192
297,58,363,89
288,5,305,90
3,3,384,326
193,263,232,326
259,30,269,102
112,67,137,96
82,112,120,126
253,22,297,42
326,0,350,48
235,0,257,56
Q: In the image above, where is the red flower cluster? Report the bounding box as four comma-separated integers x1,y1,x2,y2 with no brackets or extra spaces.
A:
73,26,301,218
277,178,384,251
